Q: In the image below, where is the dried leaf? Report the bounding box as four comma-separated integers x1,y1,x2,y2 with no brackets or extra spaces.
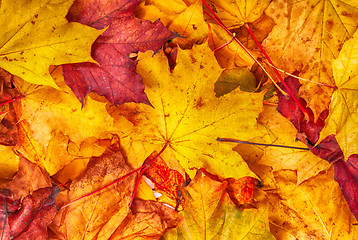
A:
53,142,136,240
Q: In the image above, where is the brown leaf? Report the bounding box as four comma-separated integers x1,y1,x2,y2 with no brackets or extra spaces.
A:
4,156,52,199
52,141,137,239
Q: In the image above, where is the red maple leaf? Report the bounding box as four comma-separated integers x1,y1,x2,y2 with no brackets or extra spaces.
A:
0,186,59,239
62,0,174,105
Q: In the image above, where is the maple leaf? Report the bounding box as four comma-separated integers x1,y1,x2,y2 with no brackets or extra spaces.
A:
318,29,358,159
263,0,358,119
203,0,274,69
52,141,177,239
276,73,328,146
269,169,354,239
4,156,52,199
13,71,122,175
62,0,174,105
0,0,102,89
143,151,187,208
207,23,256,68
111,42,265,180
164,171,274,239
0,69,20,146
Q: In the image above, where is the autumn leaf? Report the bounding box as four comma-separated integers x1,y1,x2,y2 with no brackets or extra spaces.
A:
276,73,328,146
263,0,358,119
276,72,358,221
2,0,358,238
204,0,274,69
319,29,358,159
0,0,102,89
52,141,176,239
164,171,274,239
268,168,354,239
0,69,21,146
333,154,358,222
113,42,265,180
62,0,174,105
13,70,123,175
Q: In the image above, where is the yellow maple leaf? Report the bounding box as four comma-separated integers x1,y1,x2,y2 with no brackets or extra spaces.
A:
319,29,358,159
13,68,123,175
0,0,103,88
269,168,354,240
112,42,265,180
262,0,358,119
164,171,275,239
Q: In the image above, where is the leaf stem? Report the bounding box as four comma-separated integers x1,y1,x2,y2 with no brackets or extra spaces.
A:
263,61,336,89
214,33,236,52
0,95,25,107
217,137,309,150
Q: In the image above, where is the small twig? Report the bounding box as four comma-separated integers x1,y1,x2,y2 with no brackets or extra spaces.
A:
217,138,309,150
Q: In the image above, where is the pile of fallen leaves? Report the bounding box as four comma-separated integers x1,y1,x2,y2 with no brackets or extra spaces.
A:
0,0,357,239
